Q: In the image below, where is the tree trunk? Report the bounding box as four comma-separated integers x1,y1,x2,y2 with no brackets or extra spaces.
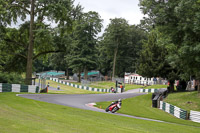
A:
112,48,118,81
112,38,119,81
84,67,88,80
78,69,81,83
65,68,69,80
169,80,175,93
25,0,35,85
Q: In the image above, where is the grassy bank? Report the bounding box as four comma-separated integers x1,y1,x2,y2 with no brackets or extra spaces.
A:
165,91,200,112
0,93,200,133
96,94,200,127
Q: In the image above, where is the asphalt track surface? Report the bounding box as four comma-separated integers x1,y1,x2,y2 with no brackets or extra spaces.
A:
18,89,167,123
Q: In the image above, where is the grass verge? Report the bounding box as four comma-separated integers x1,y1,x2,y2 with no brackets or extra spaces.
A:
0,93,200,133
45,80,104,94
72,81,143,91
143,84,168,89
48,80,143,92
165,91,200,112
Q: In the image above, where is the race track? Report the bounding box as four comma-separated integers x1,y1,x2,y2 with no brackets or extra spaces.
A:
18,90,165,123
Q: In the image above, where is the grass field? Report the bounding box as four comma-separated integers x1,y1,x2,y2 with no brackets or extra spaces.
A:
0,93,200,133
47,80,143,92
95,93,200,127
143,84,168,89
45,80,104,94
88,81,143,91
165,91,200,112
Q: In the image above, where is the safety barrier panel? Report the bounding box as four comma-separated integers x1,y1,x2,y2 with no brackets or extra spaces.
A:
190,110,200,123
50,78,122,93
139,89,158,93
0,83,39,93
159,101,188,120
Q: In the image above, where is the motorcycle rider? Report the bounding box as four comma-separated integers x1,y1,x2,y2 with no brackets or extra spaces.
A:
105,99,122,113
110,87,116,93
115,99,122,106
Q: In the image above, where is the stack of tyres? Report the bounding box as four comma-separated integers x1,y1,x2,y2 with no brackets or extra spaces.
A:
2,83,12,92
20,85,28,92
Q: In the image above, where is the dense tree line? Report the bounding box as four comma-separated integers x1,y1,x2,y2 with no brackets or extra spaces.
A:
3,0,199,86
0,0,146,84
138,0,200,91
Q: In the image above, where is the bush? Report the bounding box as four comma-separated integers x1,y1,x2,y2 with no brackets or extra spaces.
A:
0,72,24,84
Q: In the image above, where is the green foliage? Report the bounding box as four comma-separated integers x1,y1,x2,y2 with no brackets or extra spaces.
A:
99,18,146,77
0,72,24,84
137,30,177,79
0,0,76,84
139,0,200,80
67,11,103,76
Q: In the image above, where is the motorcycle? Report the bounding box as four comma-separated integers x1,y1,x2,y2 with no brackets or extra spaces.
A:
105,101,121,113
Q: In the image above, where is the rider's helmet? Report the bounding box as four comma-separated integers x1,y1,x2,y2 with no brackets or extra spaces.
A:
118,99,122,102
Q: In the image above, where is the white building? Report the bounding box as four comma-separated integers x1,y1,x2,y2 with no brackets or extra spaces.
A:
124,73,157,85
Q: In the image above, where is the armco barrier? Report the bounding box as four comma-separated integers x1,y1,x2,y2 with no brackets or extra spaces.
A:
50,78,122,93
190,110,200,123
0,83,39,93
139,89,158,93
159,101,188,120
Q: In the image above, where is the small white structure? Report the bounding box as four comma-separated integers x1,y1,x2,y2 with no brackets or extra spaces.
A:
124,73,157,85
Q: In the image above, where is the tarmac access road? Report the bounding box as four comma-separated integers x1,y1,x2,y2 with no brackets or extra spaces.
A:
18,90,165,123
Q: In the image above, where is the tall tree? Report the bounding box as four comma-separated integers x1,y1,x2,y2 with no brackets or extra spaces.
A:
67,11,102,82
139,0,200,81
102,18,129,79
0,0,74,84
137,30,178,92
123,25,147,72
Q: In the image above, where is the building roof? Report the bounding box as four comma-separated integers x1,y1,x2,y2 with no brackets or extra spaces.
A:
81,71,99,76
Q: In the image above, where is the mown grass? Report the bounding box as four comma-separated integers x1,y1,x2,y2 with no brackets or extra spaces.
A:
96,94,200,127
88,81,143,91
48,79,169,92
165,91,200,112
143,84,168,89
0,93,200,133
48,80,143,92
45,80,103,94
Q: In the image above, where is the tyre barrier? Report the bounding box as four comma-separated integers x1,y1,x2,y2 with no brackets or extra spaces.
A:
140,89,159,93
50,78,122,93
190,110,200,123
159,101,188,120
0,83,39,93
